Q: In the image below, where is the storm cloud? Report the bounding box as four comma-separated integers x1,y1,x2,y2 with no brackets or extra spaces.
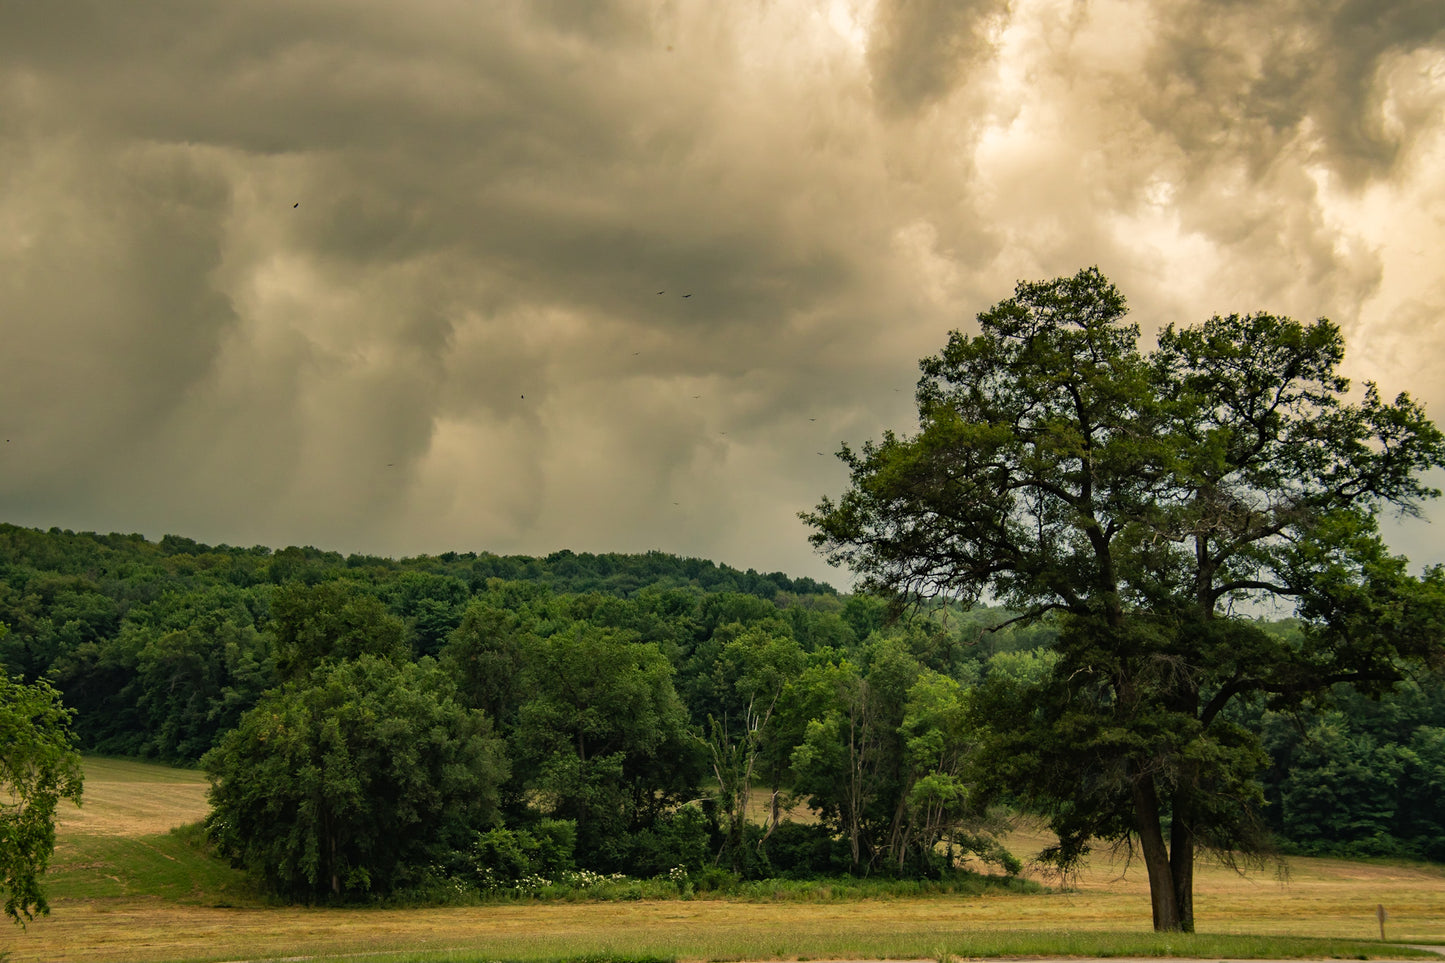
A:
2,0,1442,584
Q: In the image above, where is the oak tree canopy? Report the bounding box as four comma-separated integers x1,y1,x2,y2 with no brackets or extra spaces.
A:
804,267,1445,932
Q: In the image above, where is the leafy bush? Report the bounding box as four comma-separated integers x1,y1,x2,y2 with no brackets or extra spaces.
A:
465,820,577,890
759,820,846,878
622,805,714,878
203,656,507,902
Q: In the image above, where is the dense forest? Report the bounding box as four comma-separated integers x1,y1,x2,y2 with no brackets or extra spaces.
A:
2,522,1443,902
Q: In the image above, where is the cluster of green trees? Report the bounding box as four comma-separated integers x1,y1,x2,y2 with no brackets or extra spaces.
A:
0,532,832,760
0,529,1027,903
4,268,1444,933
1255,668,1445,860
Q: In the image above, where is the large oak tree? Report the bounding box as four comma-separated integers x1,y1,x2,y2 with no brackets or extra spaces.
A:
803,268,1445,931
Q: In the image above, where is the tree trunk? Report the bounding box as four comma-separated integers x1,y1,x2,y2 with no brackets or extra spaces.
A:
1169,776,1197,933
846,702,865,873
1131,769,1185,931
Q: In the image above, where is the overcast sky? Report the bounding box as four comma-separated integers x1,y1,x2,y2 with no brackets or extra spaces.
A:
2,0,1443,589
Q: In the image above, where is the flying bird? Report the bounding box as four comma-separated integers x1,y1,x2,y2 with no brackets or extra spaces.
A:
293,202,299,208
682,293,692,298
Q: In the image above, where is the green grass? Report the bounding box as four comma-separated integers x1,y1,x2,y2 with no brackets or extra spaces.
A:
78,755,206,783
211,930,1437,963
46,821,260,906
928,930,1440,958
49,823,1032,909
347,956,682,963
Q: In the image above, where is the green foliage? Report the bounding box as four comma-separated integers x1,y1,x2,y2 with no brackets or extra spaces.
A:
469,547,837,598
464,820,578,890
380,571,469,657
782,637,1010,877
269,580,409,680
202,656,507,902
700,624,805,872
0,664,84,924
1255,671,1445,859
439,596,535,729
463,860,1034,905
805,267,1445,930
760,819,849,877
512,622,704,871
11,486,1445,925
123,587,274,760
0,526,837,768
622,803,715,878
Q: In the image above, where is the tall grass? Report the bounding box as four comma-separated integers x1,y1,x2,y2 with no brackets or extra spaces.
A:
467,869,1041,905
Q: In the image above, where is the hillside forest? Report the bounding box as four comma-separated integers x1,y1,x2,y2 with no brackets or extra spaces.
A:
3,522,1443,904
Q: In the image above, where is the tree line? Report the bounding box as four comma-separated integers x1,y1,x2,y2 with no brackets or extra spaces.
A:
2,523,1442,908
0,528,1028,901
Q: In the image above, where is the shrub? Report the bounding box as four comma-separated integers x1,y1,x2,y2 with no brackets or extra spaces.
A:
466,820,577,890
623,805,713,878
759,820,845,878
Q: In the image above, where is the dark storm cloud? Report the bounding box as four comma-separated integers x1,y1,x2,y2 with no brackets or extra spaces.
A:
868,0,1012,115
1,0,1441,582
1142,0,1445,183
0,139,238,487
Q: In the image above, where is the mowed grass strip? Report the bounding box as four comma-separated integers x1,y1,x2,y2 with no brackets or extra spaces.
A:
43,823,259,905
42,756,260,908
7,758,1445,963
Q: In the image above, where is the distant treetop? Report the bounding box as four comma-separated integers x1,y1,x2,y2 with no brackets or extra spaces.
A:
0,523,837,600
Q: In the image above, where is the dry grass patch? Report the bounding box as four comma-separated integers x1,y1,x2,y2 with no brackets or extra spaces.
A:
11,894,1443,963
56,757,210,837
8,760,1445,963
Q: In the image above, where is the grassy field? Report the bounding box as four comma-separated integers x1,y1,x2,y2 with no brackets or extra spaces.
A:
5,757,1445,963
